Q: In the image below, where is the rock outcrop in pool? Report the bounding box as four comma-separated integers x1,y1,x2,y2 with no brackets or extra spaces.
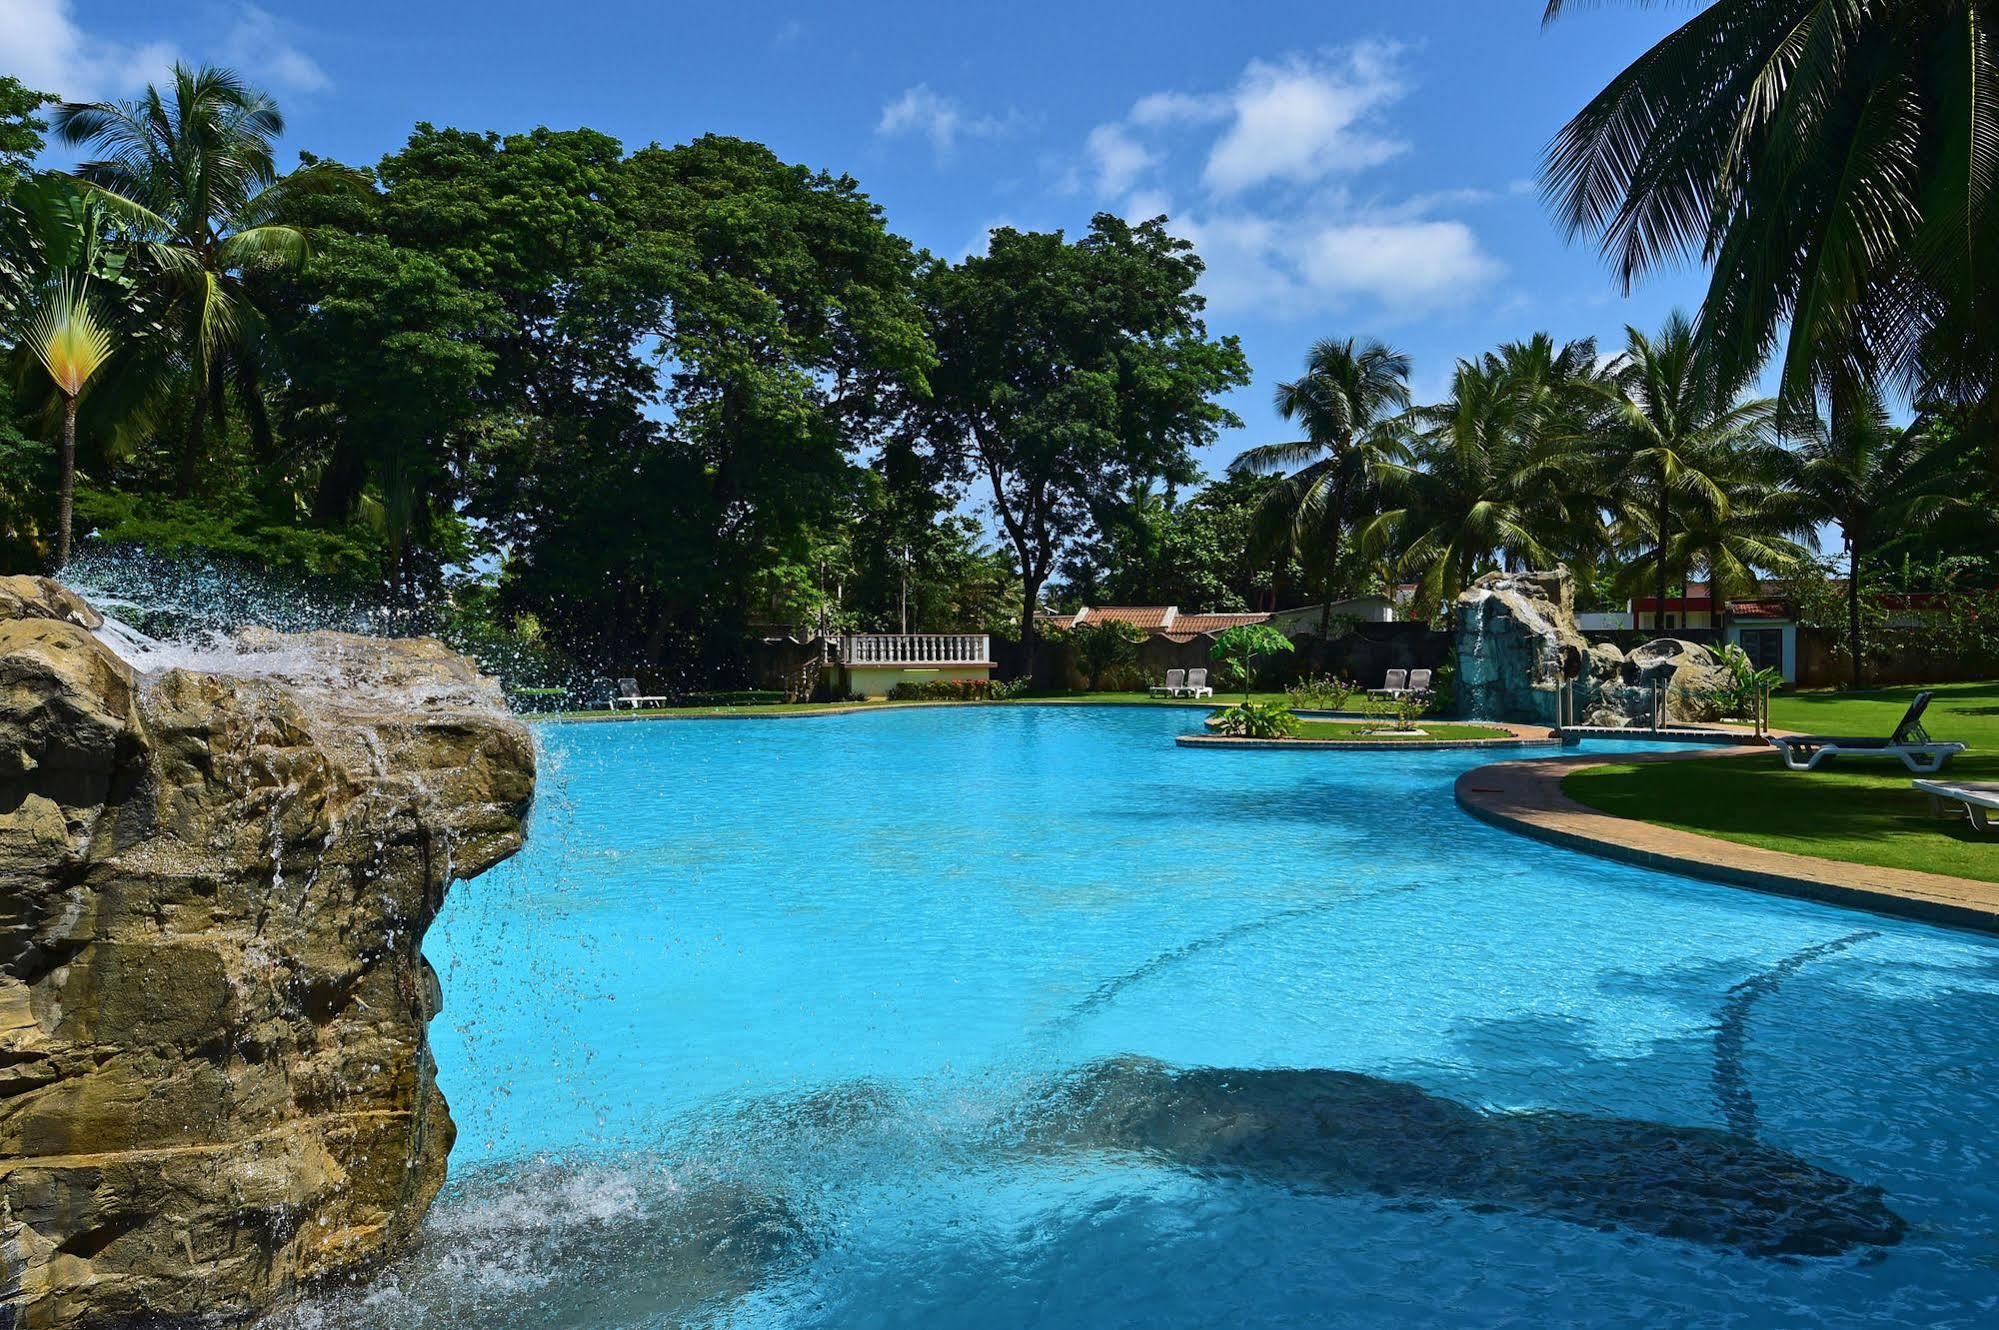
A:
0,576,535,1329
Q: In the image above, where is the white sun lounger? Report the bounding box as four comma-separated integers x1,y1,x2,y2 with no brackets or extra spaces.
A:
1406,668,1433,694
1150,669,1186,698
1768,691,1965,772
1913,780,1999,832
1179,668,1214,699
1371,669,1408,697
610,677,673,710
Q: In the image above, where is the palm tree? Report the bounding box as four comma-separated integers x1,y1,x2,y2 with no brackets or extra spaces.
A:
1230,337,1410,635
1590,314,1779,632
52,63,365,491
1370,352,1596,612
1783,393,1968,685
1542,1,1999,434
1662,456,1816,637
23,275,116,568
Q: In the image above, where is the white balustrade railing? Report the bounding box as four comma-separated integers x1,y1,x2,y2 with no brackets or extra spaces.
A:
840,634,991,666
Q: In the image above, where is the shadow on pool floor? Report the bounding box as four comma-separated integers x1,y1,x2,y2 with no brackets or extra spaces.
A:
1024,1056,1906,1259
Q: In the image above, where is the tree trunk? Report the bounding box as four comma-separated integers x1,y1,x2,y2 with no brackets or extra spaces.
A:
1847,535,1864,689
179,386,207,498
1318,472,1346,640
1656,472,1671,633
1019,571,1044,686
53,394,77,571
236,353,278,469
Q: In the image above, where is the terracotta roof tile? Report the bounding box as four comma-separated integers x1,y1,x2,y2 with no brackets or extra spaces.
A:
1086,606,1177,630
1171,612,1272,634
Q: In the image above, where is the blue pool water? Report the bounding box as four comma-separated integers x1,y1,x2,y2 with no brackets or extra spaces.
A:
287,706,1999,1328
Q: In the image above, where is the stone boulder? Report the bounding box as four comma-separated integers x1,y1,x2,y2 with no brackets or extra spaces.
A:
0,579,535,1329
1453,568,1589,725
1627,637,1731,723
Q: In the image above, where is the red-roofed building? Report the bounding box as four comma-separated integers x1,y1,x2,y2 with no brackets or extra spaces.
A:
1039,597,1398,640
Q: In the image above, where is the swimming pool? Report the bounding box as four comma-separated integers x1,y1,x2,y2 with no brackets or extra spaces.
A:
277,705,1999,1328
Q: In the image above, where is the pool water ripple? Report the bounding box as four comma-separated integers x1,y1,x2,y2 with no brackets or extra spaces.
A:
267,706,1999,1329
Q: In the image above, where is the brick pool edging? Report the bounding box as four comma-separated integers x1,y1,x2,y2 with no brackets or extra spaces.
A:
1454,748,1999,934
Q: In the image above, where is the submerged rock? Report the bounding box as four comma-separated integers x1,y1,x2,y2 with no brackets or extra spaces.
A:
0,578,534,1329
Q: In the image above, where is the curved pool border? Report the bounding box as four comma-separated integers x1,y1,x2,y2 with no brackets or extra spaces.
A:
1455,747,1999,934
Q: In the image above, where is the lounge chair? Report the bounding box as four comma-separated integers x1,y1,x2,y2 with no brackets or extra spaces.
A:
610,677,673,710
1149,669,1186,698
1371,669,1409,697
1768,691,1966,772
1180,668,1214,700
1913,780,1999,832
1407,668,1433,694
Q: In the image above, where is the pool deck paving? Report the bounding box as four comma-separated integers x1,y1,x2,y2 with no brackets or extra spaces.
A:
1455,745,1999,934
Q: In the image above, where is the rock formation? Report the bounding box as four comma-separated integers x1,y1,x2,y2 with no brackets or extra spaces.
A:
1453,570,1589,725
0,576,534,1329
1452,569,1735,726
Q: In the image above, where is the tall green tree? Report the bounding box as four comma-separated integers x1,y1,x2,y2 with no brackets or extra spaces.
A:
0,77,56,318
267,232,500,599
1783,391,1968,684
1590,313,1779,631
1059,472,1297,612
1543,0,1999,435
53,63,366,490
0,76,51,181
1229,337,1410,635
406,129,931,673
918,215,1250,674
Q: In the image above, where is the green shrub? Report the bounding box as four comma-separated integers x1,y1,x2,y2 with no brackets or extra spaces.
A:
888,678,1003,702
1390,693,1427,730
1286,675,1356,710
1059,619,1146,689
1702,642,1783,718
1096,662,1149,692
1205,699,1300,738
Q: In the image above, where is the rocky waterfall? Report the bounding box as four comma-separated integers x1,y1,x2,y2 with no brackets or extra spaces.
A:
1452,568,1733,727
0,576,535,1329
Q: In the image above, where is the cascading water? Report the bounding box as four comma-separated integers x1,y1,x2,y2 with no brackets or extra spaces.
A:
0,562,536,1329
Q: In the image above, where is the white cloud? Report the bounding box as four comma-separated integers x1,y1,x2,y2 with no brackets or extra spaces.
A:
0,1,330,102
1201,45,1407,195
1083,123,1158,197
1300,221,1503,307
1060,42,1505,322
0,0,177,99
1168,207,1504,322
219,6,331,94
1128,89,1227,129
877,84,1016,157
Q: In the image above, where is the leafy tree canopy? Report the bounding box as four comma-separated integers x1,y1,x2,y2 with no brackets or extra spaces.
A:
917,214,1250,669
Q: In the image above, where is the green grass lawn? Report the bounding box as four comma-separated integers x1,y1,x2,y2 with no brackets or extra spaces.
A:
1564,680,1999,883
1290,719,1513,741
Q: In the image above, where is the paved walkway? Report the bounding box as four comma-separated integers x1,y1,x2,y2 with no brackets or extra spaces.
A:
1455,747,1999,933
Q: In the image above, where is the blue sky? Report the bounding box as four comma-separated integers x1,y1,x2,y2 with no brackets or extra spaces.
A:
6,0,1707,481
